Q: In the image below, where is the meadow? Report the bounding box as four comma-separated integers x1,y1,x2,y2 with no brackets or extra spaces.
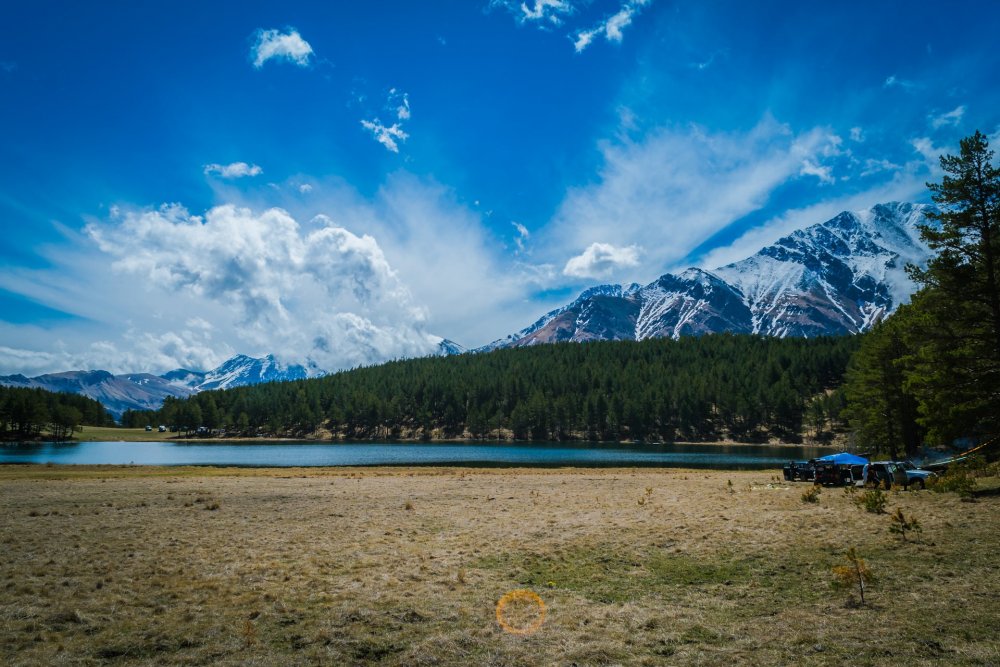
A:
1,465,997,666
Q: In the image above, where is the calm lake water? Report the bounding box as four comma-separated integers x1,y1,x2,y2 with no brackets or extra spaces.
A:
0,441,834,469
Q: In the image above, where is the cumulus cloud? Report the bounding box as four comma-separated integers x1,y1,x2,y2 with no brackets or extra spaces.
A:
203,162,263,179
850,127,864,142
563,242,641,279
84,204,437,370
251,28,313,68
574,0,651,52
545,116,843,279
929,105,965,129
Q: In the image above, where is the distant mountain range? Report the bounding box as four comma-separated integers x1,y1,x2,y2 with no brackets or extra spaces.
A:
0,340,466,418
477,202,932,350
1,202,930,418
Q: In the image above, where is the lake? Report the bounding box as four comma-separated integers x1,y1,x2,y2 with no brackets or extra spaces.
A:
0,441,834,468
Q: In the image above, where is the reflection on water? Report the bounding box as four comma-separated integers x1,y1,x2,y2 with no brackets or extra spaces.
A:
0,441,835,469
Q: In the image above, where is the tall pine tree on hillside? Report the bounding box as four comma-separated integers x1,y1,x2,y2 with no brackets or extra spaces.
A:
906,130,1000,442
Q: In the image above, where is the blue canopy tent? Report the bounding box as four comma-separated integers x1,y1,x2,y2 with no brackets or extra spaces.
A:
816,452,869,465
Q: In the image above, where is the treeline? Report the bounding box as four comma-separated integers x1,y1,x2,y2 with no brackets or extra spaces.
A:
0,386,113,440
125,333,857,443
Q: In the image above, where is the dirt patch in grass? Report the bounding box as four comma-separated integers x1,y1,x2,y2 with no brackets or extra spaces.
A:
0,465,997,665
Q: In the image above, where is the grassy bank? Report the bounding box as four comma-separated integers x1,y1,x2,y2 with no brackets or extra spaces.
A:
1,466,997,665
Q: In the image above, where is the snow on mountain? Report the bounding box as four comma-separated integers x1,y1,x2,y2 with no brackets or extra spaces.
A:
482,202,933,349
195,354,317,391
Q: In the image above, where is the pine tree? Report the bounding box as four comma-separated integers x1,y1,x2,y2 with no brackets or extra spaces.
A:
907,130,1000,441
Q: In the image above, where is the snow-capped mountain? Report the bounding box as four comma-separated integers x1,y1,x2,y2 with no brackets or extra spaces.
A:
480,202,933,348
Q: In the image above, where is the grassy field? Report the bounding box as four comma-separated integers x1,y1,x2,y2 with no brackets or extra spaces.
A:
1,465,997,666
73,426,177,442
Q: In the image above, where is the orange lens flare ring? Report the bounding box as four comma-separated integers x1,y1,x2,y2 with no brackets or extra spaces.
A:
495,589,546,635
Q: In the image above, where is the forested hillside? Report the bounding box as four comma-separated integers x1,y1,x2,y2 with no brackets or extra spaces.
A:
0,386,113,440
125,334,858,443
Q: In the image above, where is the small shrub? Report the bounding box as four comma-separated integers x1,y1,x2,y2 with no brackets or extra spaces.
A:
888,508,922,542
930,463,977,499
831,547,875,605
404,501,414,511
204,502,220,511
801,486,821,504
855,488,887,514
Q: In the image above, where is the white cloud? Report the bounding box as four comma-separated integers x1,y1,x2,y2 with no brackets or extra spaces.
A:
860,158,902,177
800,159,835,184
396,93,410,120
298,183,313,194
929,105,965,129
850,127,864,142
911,136,944,163
203,162,263,179
361,89,412,153
563,242,641,279
361,119,409,153
512,221,530,252
251,28,313,69
544,116,842,280
574,0,651,52
492,0,574,24
83,204,437,371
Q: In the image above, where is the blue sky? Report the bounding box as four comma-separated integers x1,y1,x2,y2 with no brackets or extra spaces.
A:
1,0,998,375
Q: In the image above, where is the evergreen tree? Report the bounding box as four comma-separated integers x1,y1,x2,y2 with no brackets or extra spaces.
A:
907,130,1000,441
843,310,922,457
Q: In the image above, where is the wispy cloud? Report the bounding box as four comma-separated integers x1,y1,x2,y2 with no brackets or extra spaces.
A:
574,0,651,53
203,162,263,179
563,242,641,279
361,88,412,153
361,120,409,153
492,0,575,25
800,159,835,184
883,74,918,91
512,221,530,253
849,126,864,142
251,28,313,69
929,105,965,129
545,116,843,281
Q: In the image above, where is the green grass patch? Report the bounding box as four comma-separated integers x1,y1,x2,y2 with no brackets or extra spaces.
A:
477,544,754,603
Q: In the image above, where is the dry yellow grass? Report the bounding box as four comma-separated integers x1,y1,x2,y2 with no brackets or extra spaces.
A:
1,465,997,666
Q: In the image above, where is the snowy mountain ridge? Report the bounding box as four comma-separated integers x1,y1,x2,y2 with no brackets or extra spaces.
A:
478,202,933,349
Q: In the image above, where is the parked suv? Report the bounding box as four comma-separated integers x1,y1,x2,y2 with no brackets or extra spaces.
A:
898,461,937,489
861,461,909,489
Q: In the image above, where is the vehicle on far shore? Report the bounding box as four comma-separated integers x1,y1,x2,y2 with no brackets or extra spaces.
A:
782,460,815,482
898,461,938,489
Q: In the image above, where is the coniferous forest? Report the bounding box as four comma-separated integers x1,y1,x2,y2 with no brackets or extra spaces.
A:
122,334,857,443
0,387,112,440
